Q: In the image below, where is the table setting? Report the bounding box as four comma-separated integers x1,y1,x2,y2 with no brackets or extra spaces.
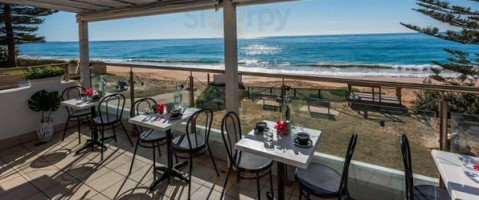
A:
236,119,322,200
431,150,479,199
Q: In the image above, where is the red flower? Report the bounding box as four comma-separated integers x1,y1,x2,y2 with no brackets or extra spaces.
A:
155,104,165,114
474,164,479,171
274,121,289,135
85,88,93,97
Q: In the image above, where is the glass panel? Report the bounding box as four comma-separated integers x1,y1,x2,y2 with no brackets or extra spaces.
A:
451,112,479,156
242,78,440,178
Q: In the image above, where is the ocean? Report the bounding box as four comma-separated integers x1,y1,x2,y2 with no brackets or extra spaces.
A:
18,33,479,77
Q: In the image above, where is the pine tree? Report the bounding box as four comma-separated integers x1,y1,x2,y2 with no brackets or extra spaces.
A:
0,4,57,67
401,0,479,114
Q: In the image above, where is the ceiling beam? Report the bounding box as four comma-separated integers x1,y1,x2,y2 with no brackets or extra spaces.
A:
72,0,133,8
0,0,84,12
31,0,112,10
234,0,300,6
77,0,219,22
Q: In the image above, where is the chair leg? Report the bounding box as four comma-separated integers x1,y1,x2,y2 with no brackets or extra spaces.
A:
206,145,219,176
120,122,133,146
112,125,117,142
62,117,70,141
152,142,157,181
129,138,140,174
269,170,274,199
299,187,302,200
157,142,162,157
188,155,193,200
221,165,233,200
256,172,261,200
237,171,240,183
77,118,81,144
101,130,105,161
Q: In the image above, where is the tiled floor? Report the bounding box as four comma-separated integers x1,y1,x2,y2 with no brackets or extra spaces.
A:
0,125,302,200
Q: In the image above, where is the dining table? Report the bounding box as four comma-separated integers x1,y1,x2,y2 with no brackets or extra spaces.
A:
61,98,102,154
128,107,200,191
431,150,479,200
235,120,322,200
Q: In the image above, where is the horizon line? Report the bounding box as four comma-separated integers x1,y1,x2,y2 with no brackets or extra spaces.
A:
43,31,419,43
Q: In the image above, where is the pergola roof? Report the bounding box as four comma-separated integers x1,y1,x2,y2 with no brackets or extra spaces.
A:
0,0,295,22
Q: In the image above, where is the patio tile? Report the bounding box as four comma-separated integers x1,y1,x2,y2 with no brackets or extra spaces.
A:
191,185,232,200
203,169,236,193
24,192,50,200
100,177,147,199
86,169,126,192
0,175,30,195
91,193,111,200
114,157,148,175
153,179,202,200
100,152,132,170
0,181,40,200
191,163,218,185
43,182,99,200
126,163,156,184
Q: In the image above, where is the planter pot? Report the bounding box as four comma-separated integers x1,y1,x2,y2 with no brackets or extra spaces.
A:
68,63,79,74
28,76,63,88
37,119,54,142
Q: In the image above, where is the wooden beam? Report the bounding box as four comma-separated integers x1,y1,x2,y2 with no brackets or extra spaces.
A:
234,0,300,6
77,0,217,22
223,0,240,114
0,0,83,12
30,0,104,10
78,20,91,88
74,0,134,7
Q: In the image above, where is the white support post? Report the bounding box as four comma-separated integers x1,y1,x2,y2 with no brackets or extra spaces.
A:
223,0,240,114
78,19,90,88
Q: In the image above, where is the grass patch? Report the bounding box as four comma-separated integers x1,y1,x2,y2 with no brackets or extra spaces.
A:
330,87,359,97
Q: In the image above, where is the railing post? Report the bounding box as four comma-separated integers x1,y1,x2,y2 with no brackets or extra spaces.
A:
439,94,448,151
64,65,70,82
129,67,135,110
438,93,448,189
189,71,194,107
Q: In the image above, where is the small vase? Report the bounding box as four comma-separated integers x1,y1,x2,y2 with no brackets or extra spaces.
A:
37,119,54,142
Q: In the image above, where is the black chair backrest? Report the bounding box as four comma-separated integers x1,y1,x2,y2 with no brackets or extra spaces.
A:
220,111,242,165
184,108,213,150
400,134,414,200
62,86,86,114
339,132,358,198
98,93,125,124
131,97,157,133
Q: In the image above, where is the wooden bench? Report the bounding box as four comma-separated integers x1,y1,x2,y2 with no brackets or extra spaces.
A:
307,98,331,115
347,83,402,105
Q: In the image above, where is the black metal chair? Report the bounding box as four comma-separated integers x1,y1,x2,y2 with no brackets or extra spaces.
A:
220,111,274,200
295,133,358,200
62,86,92,144
90,93,133,160
128,98,167,180
171,108,219,199
400,134,450,200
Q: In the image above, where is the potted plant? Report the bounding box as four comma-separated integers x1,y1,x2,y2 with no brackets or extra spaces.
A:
23,66,65,87
28,89,62,142
68,59,79,74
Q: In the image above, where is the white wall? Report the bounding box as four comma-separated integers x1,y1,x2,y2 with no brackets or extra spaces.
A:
0,81,78,140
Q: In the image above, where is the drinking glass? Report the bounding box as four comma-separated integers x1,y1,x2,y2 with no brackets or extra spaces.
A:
294,124,304,134
144,108,154,116
263,128,274,150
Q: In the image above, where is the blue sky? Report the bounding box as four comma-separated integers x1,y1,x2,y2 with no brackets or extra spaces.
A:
38,0,451,42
